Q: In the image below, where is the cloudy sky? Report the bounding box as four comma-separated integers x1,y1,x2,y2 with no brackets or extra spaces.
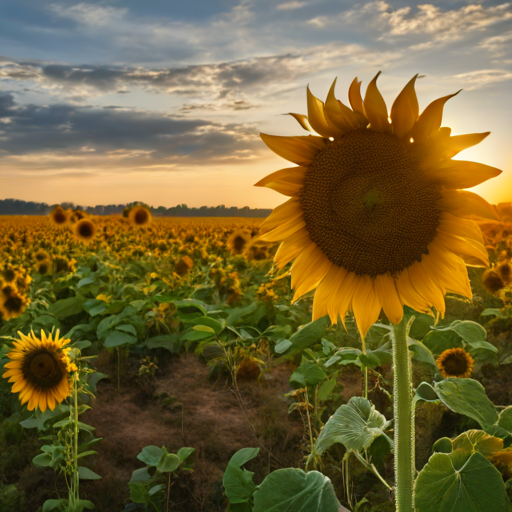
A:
1,0,511,208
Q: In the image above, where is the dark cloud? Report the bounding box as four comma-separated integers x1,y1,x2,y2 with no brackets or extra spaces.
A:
0,92,260,163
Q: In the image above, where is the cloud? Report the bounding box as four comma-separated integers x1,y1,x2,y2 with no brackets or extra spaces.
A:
276,1,308,10
479,30,512,57
48,3,128,27
0,43,402,107
0,92,262,171
309,2,512,50
446,69,512,89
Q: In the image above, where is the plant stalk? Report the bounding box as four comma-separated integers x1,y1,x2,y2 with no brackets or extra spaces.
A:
392,315,415,512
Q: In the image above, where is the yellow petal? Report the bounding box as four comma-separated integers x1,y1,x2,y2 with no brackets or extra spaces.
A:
274,227,311,269
348,77,365,115
374,274,404,325
2,369,22,378
435,230,488,267
363,71,390,133
28,392,39,411
312,265,349,321
411,90,461,143
396,270,432,314
11,379,27,394
425,160,502,189
254,166,306,197
324,78,365,132
390,74,419,140
408,261,446,316
258,216,306,242
308,85,345,138
443,132,490,159
439,212,484,244
39,392,47,413
328,270,360,328
260,133,326,166
438,190,500,221
4,361,22,369
288,113,317,134
351,276,382,340
291,244,333,301
259,198,302,233
47,392,56,411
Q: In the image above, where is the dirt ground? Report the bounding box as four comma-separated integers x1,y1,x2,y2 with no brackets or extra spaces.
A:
72,353,305,511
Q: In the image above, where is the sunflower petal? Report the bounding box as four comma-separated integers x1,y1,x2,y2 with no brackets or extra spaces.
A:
274,227,311,269
396,270,432,314
436,230,488,267
254,166,306,197
312,265,349,321
260,133,326,166
438,190,500,221
425,160,502,189
39,392,47,413
292,244,333,301
439,212,484,244
351,276,382,340
349,77,365,115
364,72,390,133
411,90,461,143
443,132,490,159
258,216,306,242
390,74,419,140
408,261,446,316
288,113,317,134
374,274,404,324
259,198,302,233
307,86,342,138
324,78,365,131
328,271,360,328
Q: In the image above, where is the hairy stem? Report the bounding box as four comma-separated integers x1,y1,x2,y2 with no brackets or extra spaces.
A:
393,315,415,512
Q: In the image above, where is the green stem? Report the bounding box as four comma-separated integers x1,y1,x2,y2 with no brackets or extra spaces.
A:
392,315,415,512
68,371,80,511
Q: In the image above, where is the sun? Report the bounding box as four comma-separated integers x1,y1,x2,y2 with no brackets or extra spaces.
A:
2,330,76,412
256,73,502,338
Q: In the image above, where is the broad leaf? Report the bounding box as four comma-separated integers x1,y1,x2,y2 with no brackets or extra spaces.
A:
253,469,340,512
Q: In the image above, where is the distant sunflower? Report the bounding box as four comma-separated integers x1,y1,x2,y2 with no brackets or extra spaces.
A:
436,348,474,378
256,73,501,338
129,206,152,227
227,231,251,254
49,206,69,226
2,330,76,412
73,219,96,242
0,285,29,320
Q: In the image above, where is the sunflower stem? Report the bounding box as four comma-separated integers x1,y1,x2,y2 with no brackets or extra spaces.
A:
71,370,80,511
392,314,415,512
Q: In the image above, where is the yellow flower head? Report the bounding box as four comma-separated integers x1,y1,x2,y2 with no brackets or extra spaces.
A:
129,205,152,227
227,230,251,255
256,73,502,338
49,206,69,226
436,348,474,379
73,218,96,243
2,330,73,412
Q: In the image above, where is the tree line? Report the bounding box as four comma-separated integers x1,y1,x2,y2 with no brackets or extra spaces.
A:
0,199,272,218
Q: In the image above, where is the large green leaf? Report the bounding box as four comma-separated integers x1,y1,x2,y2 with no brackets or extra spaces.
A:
137,446,164,467
49,296,85,318
223,448,260,505
253,469,340,512
311,396,390,456
287,316,329,354
157,453,180,473
435,378,498,430
415,451,508,512
290,361,327,387
103,330,137,348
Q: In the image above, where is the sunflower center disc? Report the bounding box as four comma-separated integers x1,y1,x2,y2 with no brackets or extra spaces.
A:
442,353,469,376
300,129,441,276
23,349,64,389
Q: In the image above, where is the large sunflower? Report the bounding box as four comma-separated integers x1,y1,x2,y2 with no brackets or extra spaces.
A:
256,73,502,338
2,330,76,412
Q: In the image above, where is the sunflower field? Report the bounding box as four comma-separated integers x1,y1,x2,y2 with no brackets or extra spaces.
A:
1,76,512,512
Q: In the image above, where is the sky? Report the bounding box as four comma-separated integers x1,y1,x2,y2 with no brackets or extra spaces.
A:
0,0,511,209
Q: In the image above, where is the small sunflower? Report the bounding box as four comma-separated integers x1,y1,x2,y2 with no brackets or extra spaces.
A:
436,348,474,378
49,206,69,226
2,330,76,412
129,205,152,227
73,218,96,243
256,73,501,338
227,231,251,254
175,256,193,276
0,285,30,320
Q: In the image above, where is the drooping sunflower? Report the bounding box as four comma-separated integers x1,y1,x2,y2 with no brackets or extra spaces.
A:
129,205,152,227
256,73,502,337
73,218,96,243
436,347,474,378
49,206,69,226
2,330,76,412
227,230,251,255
